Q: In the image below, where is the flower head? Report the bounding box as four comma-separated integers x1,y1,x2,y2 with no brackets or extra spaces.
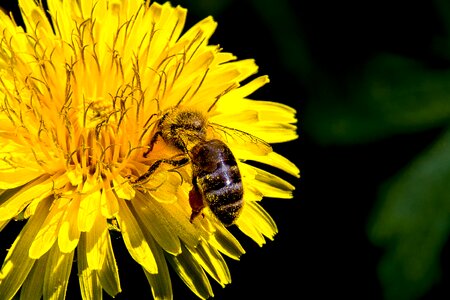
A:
0,1,299,299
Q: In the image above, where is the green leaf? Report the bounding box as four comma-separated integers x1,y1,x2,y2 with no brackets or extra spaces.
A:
305,54,450,144
368,128,450,300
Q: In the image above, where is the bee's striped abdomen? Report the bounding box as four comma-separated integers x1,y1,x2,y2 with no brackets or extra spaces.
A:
190,139,244,226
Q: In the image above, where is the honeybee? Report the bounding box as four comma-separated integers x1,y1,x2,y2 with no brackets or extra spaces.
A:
133,107,272,226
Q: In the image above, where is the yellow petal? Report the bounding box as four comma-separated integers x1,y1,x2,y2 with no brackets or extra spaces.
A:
0,7,22,36
43,243,74,300
243,164,296,199
187,240,231,287
249,201,278,239
236,201,278,246
155,2,187,45
225,75,269,100
116,198,158,274
0,199,51,300
212,98,298,143
98,233,122,298
207,223,246,260
236,217,265,247
250,99,297,121
0,175,55,221
0,167,44,189
100,182,119,218
179,16,217,51
20,254,47,300
143,2,187,70
212,52,237,66
58,197,81,253
78,0,104,19
197,66,241,94
248,151,300,178
77,234,103,300
166,245,213,300
66,166,83,187
142,230,173,300
132,192,181,255
85,214,108,270
19,0,54,36
241,124,298,143
29,198,70,259
0,219,9,232
46,0,74,41
78,180,101,232
148,173,181,203
159,199,202,249
112,175,135,200
202,59,258,92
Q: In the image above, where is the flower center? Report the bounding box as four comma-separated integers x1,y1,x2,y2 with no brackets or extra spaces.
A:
82,97,116,129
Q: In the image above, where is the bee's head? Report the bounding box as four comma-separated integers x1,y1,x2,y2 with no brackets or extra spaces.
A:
158,108,208,151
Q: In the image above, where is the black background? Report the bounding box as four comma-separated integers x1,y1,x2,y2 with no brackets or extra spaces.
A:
1,1,449,299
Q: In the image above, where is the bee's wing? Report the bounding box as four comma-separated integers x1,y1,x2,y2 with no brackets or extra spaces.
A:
208,123,273,156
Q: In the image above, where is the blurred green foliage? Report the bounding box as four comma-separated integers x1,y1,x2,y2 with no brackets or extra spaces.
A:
369,129,450,299
295,1,450,299
306,54,450,144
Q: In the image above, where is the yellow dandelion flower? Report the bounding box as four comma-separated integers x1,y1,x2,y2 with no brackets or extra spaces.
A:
0,0,299,299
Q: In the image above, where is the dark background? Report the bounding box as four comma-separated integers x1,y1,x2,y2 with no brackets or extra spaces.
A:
1,1,449,299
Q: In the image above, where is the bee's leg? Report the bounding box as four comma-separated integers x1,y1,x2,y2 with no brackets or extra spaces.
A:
132,156,189,184
189,176,205,223
143,131,162,158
